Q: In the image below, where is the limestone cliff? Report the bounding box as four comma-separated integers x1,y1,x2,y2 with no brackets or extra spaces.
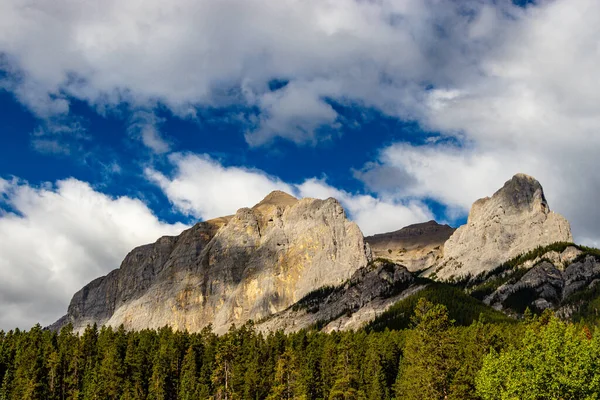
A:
431,174,573,280
365,221,455,271
52,191,371,333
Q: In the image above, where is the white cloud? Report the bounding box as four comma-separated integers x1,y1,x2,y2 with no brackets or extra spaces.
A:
129,111,171,154
245,81,341,146
147,153,434,236
297,178,433,236
337,0,600,246
0,177,186,329
0,0,511,145
145,153,295,220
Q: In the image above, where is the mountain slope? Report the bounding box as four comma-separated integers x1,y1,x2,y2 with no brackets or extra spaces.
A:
52,192,370,333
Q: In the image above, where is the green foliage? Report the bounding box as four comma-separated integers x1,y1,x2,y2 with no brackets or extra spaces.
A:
1,299,599,399
476,314,600,399
394,299,457,399
565,284,600,326
367,283,512,332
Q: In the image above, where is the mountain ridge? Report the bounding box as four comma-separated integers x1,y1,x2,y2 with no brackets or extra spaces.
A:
52,192,370,333
52,174,577,334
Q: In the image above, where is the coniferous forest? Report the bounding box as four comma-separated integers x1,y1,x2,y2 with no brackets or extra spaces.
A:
2,299,600,400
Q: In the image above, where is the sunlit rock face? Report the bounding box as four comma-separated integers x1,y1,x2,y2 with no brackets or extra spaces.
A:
432,174,573,280
52,191,371,333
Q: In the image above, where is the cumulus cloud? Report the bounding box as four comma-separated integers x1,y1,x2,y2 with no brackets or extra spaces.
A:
145,153,295,220
297,178,433,236
0,0,515,145
147,153,434,236
350,0,600,245
245,81,341,146
0,178,186,329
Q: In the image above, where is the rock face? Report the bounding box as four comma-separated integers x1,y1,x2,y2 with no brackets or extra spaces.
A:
52,191,371,333
365,221,455,271
432,174,573,280
484,252,600,315
257,259,422,333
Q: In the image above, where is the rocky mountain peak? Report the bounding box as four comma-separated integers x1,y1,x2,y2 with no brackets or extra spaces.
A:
253,190,298,211
432,174,572,280
469,173,548,223
53,191,369,334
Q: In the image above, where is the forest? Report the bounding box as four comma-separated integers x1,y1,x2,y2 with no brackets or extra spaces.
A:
1,298,600,400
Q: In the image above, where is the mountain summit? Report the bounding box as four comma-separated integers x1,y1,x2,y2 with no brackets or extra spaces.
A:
252,190,298,210
52,173,574,334
431,173,572,279
52,193,370,333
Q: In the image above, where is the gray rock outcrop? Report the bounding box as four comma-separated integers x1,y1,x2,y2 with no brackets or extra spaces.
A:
365,221,455,272
52,191,371,333
431,174,573,280
484,254,600,314
257,259,421,333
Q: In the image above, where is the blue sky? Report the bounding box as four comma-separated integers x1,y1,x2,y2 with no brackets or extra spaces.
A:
1,0,599,329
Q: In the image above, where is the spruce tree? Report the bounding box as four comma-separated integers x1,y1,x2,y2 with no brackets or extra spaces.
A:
328,334,364,400
212,329,239,400
394,299,457,400
178,346,199,400
266,348,304,400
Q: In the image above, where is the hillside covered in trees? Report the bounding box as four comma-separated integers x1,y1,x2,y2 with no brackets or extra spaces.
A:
2,298,600,400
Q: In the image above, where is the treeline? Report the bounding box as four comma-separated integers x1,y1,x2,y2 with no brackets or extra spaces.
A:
1,301,599,399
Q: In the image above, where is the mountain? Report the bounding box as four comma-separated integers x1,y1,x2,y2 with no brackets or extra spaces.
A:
365,220,455,271
53,173,582,334
430,173,572,280
257,258,422,333
52,191,370,333
462,242,600,319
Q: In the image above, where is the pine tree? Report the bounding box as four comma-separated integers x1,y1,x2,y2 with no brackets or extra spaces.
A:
266,348,304,400
178,346,199,400
57,323,81,400
0,367,12,400
212,329,239,400
98,341,123,399
47,350,60,399
148,345,169,400
10,324,48,400
328,334,364,400
394,299,457,400
363,337,389,400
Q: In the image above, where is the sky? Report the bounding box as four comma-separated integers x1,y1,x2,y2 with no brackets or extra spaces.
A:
1,0,599,329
